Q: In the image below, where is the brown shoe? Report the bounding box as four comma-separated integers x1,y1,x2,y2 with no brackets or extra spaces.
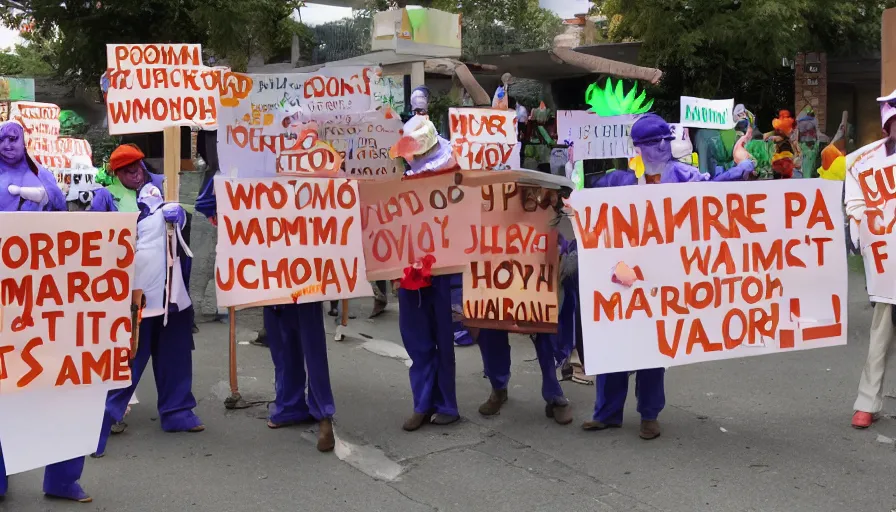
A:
317,418,335,452
545,403,573,425
581,420,622,431
403,412,428,432
639,419,661,440
478,388,508,416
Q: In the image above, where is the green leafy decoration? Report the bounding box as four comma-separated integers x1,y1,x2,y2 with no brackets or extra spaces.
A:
585,78,654,116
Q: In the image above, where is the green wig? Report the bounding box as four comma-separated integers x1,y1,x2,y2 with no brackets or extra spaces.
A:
585,78,654,117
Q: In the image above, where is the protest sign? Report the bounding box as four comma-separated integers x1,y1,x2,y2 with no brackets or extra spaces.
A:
0,212,137,394
568,180,847,375
9,101,61,167
0,212,136,474
850,150,896,303
105,43,221,134
680,96,736,130
360,172,480,280
462,182,559,333
214,176,374,308
217,69,402,179
449,108,519,170
557,111,637,160
321,111,404,178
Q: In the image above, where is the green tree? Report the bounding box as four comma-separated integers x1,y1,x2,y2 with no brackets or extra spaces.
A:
0,0,308,86
430,0,563,58
593,0,896,127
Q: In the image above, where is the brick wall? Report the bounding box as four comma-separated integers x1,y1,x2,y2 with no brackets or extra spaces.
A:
794,52,827,129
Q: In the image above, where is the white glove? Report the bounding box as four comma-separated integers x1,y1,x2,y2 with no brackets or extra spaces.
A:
8,184,47,204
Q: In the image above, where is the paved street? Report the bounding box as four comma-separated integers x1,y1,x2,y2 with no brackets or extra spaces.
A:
2,268,895,512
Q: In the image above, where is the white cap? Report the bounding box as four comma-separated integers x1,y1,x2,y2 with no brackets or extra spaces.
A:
878,89,896,129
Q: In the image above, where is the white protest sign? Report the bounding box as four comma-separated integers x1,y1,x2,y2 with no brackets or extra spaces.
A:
217,69,400,179
105,43,221,134
850,149,896,303
0,212,136,474
214,176,374,308
569,180,847,375
449,108,519,170
321,111,404,178
557,111,637,160
680,96,736,130
9,101,61,167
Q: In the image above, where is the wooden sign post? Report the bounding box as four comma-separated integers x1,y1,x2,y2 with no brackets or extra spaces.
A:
883,8,896,95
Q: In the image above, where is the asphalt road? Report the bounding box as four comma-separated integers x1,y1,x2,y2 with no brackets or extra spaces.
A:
2,268,895,512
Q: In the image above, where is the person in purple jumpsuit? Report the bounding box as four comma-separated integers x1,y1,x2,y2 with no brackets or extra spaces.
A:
195,171,336,452
477,327,573,423
90,144,205,458
0,121,92,503
582,114,752,440
389,114,461,431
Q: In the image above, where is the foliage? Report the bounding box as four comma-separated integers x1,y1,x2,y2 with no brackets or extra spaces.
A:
0,28,58,76
585,78,653,116
192,0,306,71
429,0,563,58
592,0,896,129
0,0,306,85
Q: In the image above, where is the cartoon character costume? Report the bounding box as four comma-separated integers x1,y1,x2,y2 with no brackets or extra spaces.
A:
0,121,90,503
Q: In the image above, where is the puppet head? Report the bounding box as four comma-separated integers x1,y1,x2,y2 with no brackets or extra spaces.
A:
771,151,795,179
797,106,818,143
390,116,456,175
878,89,896,137
108,144,148,191
0,121,27,168
631,114,674,175
772,110,795,137
410,86,430,114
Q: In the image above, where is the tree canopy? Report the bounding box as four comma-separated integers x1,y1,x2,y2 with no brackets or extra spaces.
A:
593,0,896,125
0,0,307,86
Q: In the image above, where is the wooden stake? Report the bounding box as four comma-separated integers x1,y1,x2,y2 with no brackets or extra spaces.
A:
162,126,181,200
229,306,238,396
883,8,896,95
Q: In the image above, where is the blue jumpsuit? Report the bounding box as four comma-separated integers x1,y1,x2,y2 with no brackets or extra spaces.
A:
195,177,335,425
92,172,203,456
398,275,458,417
0,154,89,501
478,329,567,406
589,164,749,424
449,274,473,346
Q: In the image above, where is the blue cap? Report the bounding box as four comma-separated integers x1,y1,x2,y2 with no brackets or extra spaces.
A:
630,113,674,145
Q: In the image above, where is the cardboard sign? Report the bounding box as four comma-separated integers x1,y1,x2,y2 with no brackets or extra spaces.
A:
557,111,637,160
9,101,61,167
214,176,374,308
0,213,137,393
462,182,559,333
449,108,519,170
680,97,736,130
851,151,896,303
569,180,847,375
47,137,94,170
359,172,480,280
217,70,401,179
105,43,221,134
321,112,404,179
